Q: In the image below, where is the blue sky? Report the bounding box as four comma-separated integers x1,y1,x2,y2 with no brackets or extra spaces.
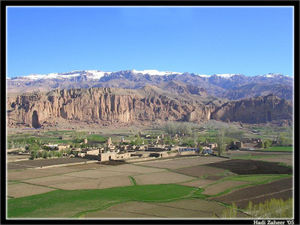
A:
6,6,294,77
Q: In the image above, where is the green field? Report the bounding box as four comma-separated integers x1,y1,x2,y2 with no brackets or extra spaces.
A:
7,184,204,218
225,174,291,184
87,134,106,143
263,146,293,152
230,154,278,160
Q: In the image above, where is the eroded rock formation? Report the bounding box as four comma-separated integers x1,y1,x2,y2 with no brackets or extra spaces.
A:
7,87,214,127
6,88,293,128
211,94,293,124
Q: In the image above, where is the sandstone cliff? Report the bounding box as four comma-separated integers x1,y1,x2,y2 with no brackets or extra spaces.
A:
7,87,214,128
7,88,292,128
211,94,293,124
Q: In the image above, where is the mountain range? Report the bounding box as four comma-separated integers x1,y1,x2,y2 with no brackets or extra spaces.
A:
7,69,293,101
6,69,293,128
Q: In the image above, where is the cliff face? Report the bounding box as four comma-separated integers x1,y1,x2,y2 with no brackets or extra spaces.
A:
7,88,293,128
7,88,214,128
211,94,293,124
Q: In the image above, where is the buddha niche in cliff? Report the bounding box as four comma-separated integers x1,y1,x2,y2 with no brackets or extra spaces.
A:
32,110,41,128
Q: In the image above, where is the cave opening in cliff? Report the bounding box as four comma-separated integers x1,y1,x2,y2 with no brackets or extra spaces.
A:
267,111,272,121
32,110,41,128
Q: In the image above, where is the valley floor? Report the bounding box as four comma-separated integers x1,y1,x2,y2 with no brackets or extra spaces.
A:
6,151,293,219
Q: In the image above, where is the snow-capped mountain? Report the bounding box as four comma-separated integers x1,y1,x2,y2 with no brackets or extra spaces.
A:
8,69,292,81
7,69,293,101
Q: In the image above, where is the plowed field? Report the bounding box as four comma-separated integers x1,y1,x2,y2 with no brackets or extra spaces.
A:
206,159,292,175
212,177,293,208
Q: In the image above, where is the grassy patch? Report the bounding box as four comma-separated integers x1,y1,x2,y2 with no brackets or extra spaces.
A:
263,146,293,152
225,174,291,185
87,134,106,143
278,162,293,168
8,184,203,218
129,176,137,186
231,154,278,160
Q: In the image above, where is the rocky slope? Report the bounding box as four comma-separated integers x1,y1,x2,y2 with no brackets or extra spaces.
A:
7,70,293,100
211,94,293,125
7,87,292,128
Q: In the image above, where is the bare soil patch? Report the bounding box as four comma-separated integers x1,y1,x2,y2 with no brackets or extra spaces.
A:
7,155,29,163
175,165,229,179
8,158,90,170
8,166,91,181
7,183,55,198
25,174,93,187
50,175,131,190
24,172,132,190
51,178,100,190
85,209,154,218
181,179,216,188
135,156,228,169
85,202,160,218
99,160,126,166
98,164,165,174
202,180,248,195
212,177,293,208
206,159,292,175
66,162,104,170
84,199,249,218
133,171,194,185
96,176,132,189
236,189,293,208
156,199,248,217
227,150,287,157
8,169,52,181
255,156,293,166
65,169,131,179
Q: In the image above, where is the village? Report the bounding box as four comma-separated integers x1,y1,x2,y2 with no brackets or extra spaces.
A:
22,132,270,163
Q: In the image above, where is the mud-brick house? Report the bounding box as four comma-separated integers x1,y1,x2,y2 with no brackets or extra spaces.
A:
99,151,131,162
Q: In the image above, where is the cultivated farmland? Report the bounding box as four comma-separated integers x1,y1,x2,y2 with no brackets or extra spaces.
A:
212,177,293,208
6,148,294,219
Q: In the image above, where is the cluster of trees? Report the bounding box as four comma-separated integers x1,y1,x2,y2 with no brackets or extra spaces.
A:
221,198,293,218
8,137,41,149
163,135,178,145
276,133,292,146
163,122,192,136
30,149,72,160
261,139,272,149
246,198,293,218
130,135,145,146
221,203,238,218
181,138,196,147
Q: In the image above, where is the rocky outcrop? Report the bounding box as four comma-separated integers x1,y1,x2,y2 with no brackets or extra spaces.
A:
6,88,293,128
7,87,214,128
211,94,293,124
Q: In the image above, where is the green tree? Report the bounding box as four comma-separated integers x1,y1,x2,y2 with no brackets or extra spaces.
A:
37,151,43,158
221,202,238,218
181,138,195,147
28,143,40,151
198,145,203,153
48,151,54,158
216,129,226,156
30,150,37,160
264,139,272,149
163,122,176,136
277,133,291,146
42,151,48,159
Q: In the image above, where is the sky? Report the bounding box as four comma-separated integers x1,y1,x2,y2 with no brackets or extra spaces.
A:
6,6,294,77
